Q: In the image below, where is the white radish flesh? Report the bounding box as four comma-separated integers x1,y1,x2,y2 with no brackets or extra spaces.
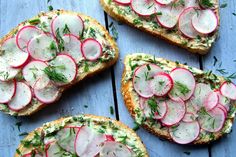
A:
161,99,186,126
155,0,174,5
185,0,200,8
22,60,48,87
16,25,42,51
1,37,29,68
0,80,16,103
216,104,228,117
114,0,131,5
182,112,196,122
46,141,62,157
169,121,200,144
133,64,163,98
192,9,218,34
168,68,196,101
216,91,230,111
81,39,102,61
8,82,32,111
27,33,57,61
178,7,200,38
51,14,84,37
204,91,219,111
149,72,173,96
220,82,236,100
0,57,19,81
131,0,157,16
100,141,132,157
62,34,83,63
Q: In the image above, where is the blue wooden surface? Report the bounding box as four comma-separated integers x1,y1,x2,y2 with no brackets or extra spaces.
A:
0,0,236,157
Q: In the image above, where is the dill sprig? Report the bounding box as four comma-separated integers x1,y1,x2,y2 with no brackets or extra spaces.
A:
43,65,67,83
175,81,190,96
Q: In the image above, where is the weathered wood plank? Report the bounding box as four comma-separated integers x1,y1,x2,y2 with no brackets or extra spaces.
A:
107,15,209,156
202,0,236,157
0,0,115,156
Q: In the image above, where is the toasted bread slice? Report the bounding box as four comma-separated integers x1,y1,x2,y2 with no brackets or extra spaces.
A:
14,114,148,157
100,0,219,54
121,53,236,144
0,10,119,116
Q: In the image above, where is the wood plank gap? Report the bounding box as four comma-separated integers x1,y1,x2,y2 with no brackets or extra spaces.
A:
103,11,120,120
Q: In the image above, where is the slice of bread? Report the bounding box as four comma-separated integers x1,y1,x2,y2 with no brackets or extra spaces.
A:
0,10,119,116
121,53,236,144
100,0,219,54
14,114,148,157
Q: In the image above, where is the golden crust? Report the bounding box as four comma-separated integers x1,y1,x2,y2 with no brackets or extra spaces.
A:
0,10,119,116
121,53,236,145
14,114,148,157
100,0,220,55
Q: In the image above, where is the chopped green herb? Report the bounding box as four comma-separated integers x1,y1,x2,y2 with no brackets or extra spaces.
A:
199,0,213,8
175,81,190,96
47,0,51,3
133,18,142,25
110,106,114,115
216,68,228,75
15,121,22,131
43,65,68,83
16,148,21,155
184,151,191,155
84,105,88,108
19,132,29,136
48,5,53,11
49,41,57,50
62,24,70,35
28,18,41,25
220,3,227,8
84,61,89,72
55,28,65,52
233,13,236,16
133,122,140,131
226,72,236,80
213,56,218,66
146,64,151,71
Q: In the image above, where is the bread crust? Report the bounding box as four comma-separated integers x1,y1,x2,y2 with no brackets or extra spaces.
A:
0,10,119,116
121,53,236,145
100,0,219,54
14,114,148,157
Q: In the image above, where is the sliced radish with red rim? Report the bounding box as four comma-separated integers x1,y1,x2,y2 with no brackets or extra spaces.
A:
133,64,163,98
155,0,174,5
51,14,84,37
1,37,29,68
216,104,228,117
182,112,196,122
46,141,62,157
62,34,83,63
81,38,102,61
105,135,115,141
216,91,230,111
8,82,32,111
131,0,157,16
161,99,186,126
169,121,200,144
220,82,236,100
27,33,57,61
33,76,50,90
185,99,198,115
100,141,132,157
192,9,218,34
0,57,20,81
198,107,226,132
22,60,48,87
16,25,42,51
114,0,131,5
178,7,200,38
149,72,173,97
168,68,196,101
0,80,16,103
203,91,219,111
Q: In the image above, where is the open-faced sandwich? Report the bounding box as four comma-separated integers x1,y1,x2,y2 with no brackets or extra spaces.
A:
100,0,219,54
0,10,119,116
14,114,148,157
122,53,236,144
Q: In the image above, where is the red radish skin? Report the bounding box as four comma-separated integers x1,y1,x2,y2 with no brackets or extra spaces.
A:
0,57,20,81
220,82,236,100
155,0,174,5
105,135,115,141
131,0,157,17
114,0,131,5
154,100,168,120
182,112,196,123
81,38,102,61
0,80,16,104
216,104,228,117
204,92,219,111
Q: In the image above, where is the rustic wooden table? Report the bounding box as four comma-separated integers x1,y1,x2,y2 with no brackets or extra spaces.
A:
0,0,236,156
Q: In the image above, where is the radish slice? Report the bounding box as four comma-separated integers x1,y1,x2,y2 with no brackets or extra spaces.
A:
149,72,173,97
0,80,16,103
22,60,48,87
190,83,212,110
220,82,236,100
1,37,29,68
62,34,83,63
157,4,184,29
47,54,77,85
185,100,198,115
74,126,106,157
105,135,115,141
161,99,186,126
133,64,163,98
8,82,32,111
81,38,102,61
168,68,196,101
204,91,219,111
51,14,84,37
140,98,168,120
178,7,200,38
198,107,226,132
56,127,80,154
46,141,62,157
192,9,218,34
33,76,50,90
0,57,19,81
16,25,42,51
185,0,200,8
27,33,57,61
33,79,60,104
182,112,196,122
216,91,230,111
114,0,131,5
155,0,174,5
131,0,157,16
216,104,228,117
169,121,200,144
100,141,132,157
